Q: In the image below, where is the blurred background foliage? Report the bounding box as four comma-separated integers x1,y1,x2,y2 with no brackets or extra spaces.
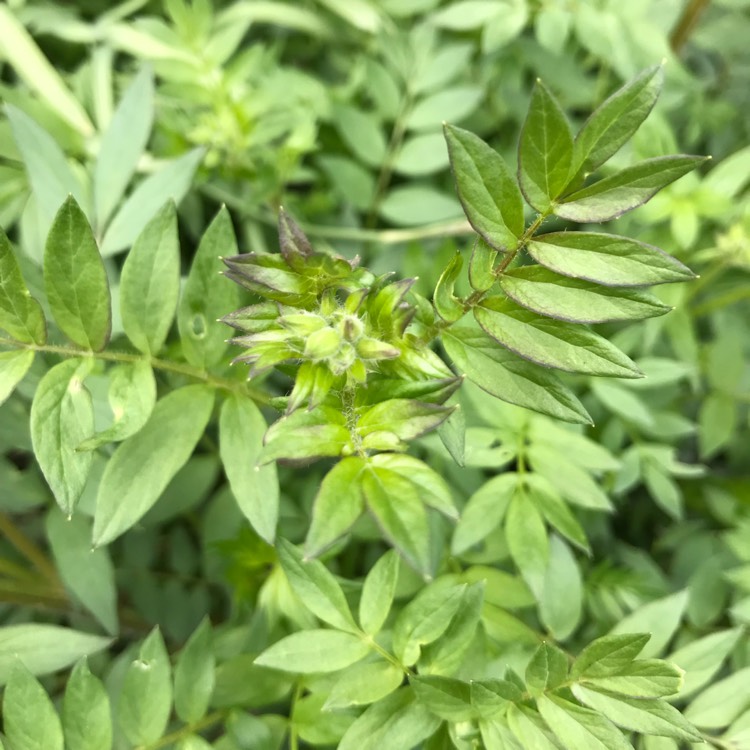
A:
1,0,750,748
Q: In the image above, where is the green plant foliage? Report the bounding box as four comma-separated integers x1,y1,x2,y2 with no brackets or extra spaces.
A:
0,2,749,748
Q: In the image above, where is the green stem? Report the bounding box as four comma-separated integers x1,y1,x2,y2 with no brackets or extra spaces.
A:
0,512,61,586
691,285,750,317
670,0,711,53
289,682,303,750
139,710,228,750
0,336,272,405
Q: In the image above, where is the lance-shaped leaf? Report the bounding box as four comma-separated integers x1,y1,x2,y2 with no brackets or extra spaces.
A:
278,207,313,268
444,123,524,251
411,676,474,722
362,466,432,577
507,704,561,749
526,642,569,695
305,457,366,558
358,549,400,636
506,487,549,597
528,232,695,287
442,322,592,425
31,358,94,516
173,618,215,724
120,200,180,354
469,237,498,292
254,630,369,673
219,393,279,544
63,659,112,750
357,398,455,450
499,266,671,323
0,350,34,406
259,406,353,463
434,252,465,322
518,80,574,211
44,197,111,350
93,385,214,546
577,659,683,698
476,297,642,378
571,634,651,680
0,227,46,344
572,65,663,180
324,660,403,710
554,155,708,223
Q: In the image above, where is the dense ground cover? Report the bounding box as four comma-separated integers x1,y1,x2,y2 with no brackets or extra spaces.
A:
0,1,749,748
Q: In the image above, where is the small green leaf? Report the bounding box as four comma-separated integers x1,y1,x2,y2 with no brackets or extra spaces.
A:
30,358,94,516
174,618,215,724
443,323,592,425
254,630,369,673
537,693,634,750
119,200,179,354
469,237,498,293
507,704,560,749
93,384,214,546
444,124,524,251
118,628,173,747
572,65,663,179
362,466,432,576
3,665,64,750
518,80,574,211
475,297,642,378
527,232,695,287
77,360,156,450
434,252,465,322
219,393,279,544
95,66,154,228
0,624,111,685
453,473,517,554
555,156,708,223
505,487,548,596
525,474,590,553
358,399,454,447
392,582,466,666
580,659,683,698
0,228,46,344
411,675,474,721
471,679,523,720
684,667,750,730
572,685,702,742
178,206,240,370
571,634,651,680
324,660,404,709
338,688,441,750
539,536,583,640
305,458,366,557
62,659,112,750
45,509,117,634
500,267,671,323
332,104,387,168
100,148,204,256
277,537,359,633
526,642,569,695
0,350,34,406
358,549,400,636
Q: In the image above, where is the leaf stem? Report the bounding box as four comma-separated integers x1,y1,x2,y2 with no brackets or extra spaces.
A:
0,512,61,586
139,709,229,750
670,0,711,53
0,336,272,404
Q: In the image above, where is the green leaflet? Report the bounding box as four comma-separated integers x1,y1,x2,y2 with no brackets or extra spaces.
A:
0,228,46,344
433,252,465,322
526,642,568,695
505,487,549,597
62,659,112,750
305,457,366,558
555,155,708,223
411,675,474,721
94,66,154,229
119,200,180,354
0,349,34,406
469,237,498,292
118,629,173,746
358,549,400,636
3,665,64,750
527,232,695,287
219,393,279,544
173,618,215,724
499,266,671,323
539,535,583,640
571,65,663,179
254,630,370,673
442,323,592,425
93,384,214,546
475,297,642,378
30,358,94,516
324,660,403,710
178,206,240,370
518,80,574,211
443,124,524,251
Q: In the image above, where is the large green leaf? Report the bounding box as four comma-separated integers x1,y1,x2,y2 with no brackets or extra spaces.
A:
442,323,591,425
499,267,670,323
93,384,214,546
219,393,279,544
0,228,46,344
254,630,369,673
30,358,94,516
119,200,179,355
475,297,642,378
178,206,240,370
0,350,34,406
518,80,573,211
62,659,112,750
571,65,663,179
555,156,707,223
539,536,583,640
95,66,154,229
3,665,64,750
527,232,695,287
44,196,111,350
444,124,524,251
305,457,366,558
